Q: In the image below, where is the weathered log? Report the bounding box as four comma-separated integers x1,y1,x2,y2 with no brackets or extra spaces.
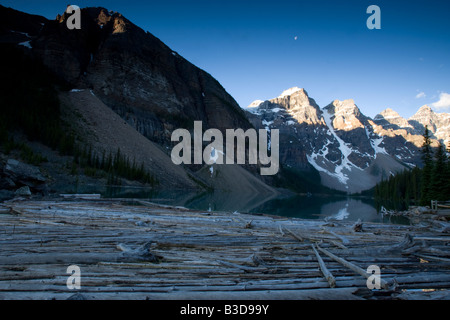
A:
215,259,266,273
311,244,336,288
415,254,450,262
323,229,350,245
329,240,348,250
317,245,389,290
278,224,285,236
284,227,303,242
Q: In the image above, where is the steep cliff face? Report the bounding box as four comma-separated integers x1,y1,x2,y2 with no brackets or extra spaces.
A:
31,7,251,146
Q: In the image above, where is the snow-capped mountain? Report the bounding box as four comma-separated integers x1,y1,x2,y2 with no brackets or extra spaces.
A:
245,87,449,193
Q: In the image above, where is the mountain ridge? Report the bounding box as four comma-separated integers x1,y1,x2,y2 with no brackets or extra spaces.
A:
245,87,449,193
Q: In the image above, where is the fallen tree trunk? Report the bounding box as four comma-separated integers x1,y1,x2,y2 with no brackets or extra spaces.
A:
317,246,389,290
311,244,336,288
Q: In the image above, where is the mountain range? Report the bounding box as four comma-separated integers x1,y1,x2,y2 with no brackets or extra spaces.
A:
245,88,449,192
0,5,449,199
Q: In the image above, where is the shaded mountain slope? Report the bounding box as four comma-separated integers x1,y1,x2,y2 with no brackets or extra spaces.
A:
59,90,198,189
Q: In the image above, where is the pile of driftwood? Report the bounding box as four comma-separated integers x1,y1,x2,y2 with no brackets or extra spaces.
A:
0,198,449,300
381,204,450,225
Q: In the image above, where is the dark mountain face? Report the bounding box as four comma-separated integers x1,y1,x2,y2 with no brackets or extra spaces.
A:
28,7,251,146
0,5,47,39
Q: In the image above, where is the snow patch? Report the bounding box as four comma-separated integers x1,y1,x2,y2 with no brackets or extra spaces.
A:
321,109,361,182
18,41,32,49
262,120,273,131
247,100,264,109
371,137,388,156
364,126,387,157
279,87,302,98
333,203,350,220
271,107,283,113
12,30,30,38
209,147,218,164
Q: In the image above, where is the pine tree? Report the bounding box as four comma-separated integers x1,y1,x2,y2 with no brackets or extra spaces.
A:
446,146,450,199
420,126,433,205
430,143,447,200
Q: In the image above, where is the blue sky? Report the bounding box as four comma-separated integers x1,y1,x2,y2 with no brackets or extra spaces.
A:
3,0,450,118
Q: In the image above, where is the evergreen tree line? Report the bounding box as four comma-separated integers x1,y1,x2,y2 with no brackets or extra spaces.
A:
375,126,450,210
72,145,157,186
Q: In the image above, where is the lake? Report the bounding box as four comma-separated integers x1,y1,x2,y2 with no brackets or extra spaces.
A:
69,185,409,224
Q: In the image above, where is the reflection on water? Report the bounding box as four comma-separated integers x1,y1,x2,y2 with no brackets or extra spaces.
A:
62,184,409,224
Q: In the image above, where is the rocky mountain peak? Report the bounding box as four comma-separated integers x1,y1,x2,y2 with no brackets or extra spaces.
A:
413,105,433,116
374,108,412,129
408,106,450,144
272,87,312,107
247,100,265,109
409,105,437,125
268,87,323,125
278,87,305,98
326,99,359,113
376,108,401,119
324,99,364,131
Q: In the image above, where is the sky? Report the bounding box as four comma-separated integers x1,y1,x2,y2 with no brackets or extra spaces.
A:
3,0,450,119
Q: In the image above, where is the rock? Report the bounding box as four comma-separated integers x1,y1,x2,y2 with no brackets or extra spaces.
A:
0,176,16,190
413,207,429,215
0,190,15,202
4,159,46,189
67,293,88,300
15,186,31,196
352,219,363,232
116,242,159,263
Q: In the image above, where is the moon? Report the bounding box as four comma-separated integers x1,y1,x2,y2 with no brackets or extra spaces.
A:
294,36,298,40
